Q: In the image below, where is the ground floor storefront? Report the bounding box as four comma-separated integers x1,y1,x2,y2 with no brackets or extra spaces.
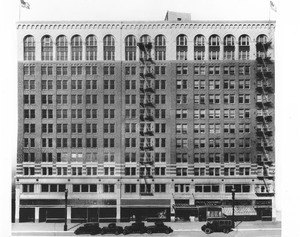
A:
120,199,171,222
16,198,273,223
173,199,273,222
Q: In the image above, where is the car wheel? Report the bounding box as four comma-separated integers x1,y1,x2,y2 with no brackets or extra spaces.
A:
223,228,230,234
204,228,212,234
165,229,170,234
147,229,152,234
115,230,120,235
123,230,128,235
100,230,105,235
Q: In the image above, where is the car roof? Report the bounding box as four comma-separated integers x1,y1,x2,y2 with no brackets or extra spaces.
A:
84,222,99,226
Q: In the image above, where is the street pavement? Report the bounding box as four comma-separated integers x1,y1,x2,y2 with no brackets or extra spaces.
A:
11,221,281,236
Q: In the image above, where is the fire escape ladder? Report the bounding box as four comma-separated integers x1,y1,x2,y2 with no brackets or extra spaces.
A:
139,39,156,196
255,39,274,195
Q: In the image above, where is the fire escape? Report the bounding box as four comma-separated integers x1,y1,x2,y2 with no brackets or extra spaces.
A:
255,37,275,197
138,37,155,196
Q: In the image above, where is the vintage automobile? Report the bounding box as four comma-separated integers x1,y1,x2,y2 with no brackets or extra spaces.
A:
146,222,173,234
74,222,102,235
100,223,123,235
201,218,233,234
123,222,148,235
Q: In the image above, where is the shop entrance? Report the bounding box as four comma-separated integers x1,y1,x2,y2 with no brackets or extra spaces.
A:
19,208,35,222
39,208,64,222
121,208,170,222
71,208,116,223
257,208,272,221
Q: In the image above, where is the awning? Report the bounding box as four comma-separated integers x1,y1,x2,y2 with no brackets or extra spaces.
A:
121,199,170,207
222,206,257,216
173,204,197,211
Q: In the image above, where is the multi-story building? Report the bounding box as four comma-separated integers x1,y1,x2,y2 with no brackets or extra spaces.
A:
15,12,275,223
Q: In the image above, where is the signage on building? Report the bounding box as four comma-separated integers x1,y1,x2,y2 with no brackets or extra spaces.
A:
254,199,272,208
20,199,116,206
195,200,222,206
255,200,272,206
222,199,253,206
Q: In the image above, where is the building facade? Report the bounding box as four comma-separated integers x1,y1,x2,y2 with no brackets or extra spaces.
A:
16,15,275,223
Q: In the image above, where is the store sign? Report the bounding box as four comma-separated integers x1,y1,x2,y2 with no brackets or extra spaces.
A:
121,199,170,206
255,200,272,206
195,200,222,206
222,200,253,206
20,199,116,206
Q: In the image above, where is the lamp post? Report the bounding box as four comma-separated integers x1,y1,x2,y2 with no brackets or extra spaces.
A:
64,189,68,231
231,188,235,228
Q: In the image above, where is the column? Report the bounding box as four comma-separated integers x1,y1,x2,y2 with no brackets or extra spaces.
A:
116,182,121,222
170,183,175,222
82,42,86,61
116,31,122,61
35,207,40,223
204,41,209,60
219,42,224,60
187,39,194,61
67,206,71,223
15,185,20,223
234,41,239,60
68,43,72,61
167,36,176,61
35,41,41,61
98,39,103,61
52,41,56,61
249,40,256,60
189,183,195,205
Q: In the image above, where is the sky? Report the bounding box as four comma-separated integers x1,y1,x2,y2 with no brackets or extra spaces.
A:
0,0,300,236
16,0,275,22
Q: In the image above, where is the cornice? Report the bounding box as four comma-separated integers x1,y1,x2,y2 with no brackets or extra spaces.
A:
16,21,276,30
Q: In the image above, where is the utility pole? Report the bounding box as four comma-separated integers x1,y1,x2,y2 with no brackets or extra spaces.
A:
231,188,235,228
64,189,68,231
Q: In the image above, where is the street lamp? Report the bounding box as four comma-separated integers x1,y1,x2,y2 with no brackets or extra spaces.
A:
64,189,68,231
231,188,235,229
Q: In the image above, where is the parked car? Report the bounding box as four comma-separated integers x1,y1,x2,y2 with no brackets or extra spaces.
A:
146,222,173,234
74,222,102,235
100,223,123,235
123,222,147,235
201,219,233,234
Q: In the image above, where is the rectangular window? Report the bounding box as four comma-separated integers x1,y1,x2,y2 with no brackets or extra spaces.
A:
125,184,136,193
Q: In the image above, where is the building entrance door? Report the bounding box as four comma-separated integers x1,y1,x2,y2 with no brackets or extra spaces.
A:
87,208,99,222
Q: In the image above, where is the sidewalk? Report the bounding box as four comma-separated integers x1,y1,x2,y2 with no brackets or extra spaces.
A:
12,221,281,233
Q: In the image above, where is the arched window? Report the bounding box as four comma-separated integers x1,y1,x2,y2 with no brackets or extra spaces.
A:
71,35,82,61
86,35,97,61
139,35,151,60
239,35,250,60
194,35,205,60
257,34,268,44
24,35,35,61
125,35,136,61
41,35,53,61
176,34,187,60
256,34,269,58
209,35,220,60
155,35,166,60
103,35,115,61
56,35,68,61
223,35,235,60
140,35,151,44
